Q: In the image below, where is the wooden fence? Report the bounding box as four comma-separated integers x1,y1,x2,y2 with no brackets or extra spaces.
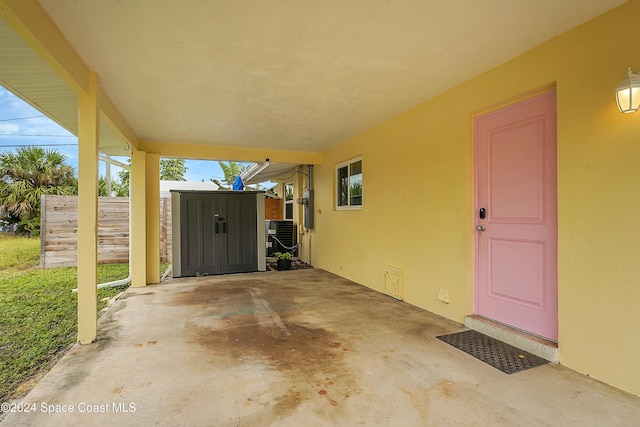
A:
40,195,172,268
264,197,283,220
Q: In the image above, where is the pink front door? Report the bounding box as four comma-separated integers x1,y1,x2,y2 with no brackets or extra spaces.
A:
475,91,558,341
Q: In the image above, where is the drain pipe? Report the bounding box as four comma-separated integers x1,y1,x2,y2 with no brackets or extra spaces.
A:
96,156,132,289
96,274,132,290
73,156,132,292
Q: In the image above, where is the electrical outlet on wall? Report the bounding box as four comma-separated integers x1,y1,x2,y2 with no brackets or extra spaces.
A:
438,288,451,304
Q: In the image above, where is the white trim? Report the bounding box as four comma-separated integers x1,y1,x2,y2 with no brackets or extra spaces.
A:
336,205,362,211
284,181,294,219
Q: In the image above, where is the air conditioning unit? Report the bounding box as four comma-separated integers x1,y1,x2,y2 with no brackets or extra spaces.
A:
265,220,296,256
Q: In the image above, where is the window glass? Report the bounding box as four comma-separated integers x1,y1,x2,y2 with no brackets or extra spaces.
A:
337,166,349,207
284,183,293,201
350,160,362,206
284,182,294,219
336,158,362,209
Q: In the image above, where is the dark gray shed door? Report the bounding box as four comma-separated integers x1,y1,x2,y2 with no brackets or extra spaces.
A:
180,192,257,276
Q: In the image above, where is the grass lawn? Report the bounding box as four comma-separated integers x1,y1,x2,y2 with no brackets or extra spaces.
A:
0,235,134,403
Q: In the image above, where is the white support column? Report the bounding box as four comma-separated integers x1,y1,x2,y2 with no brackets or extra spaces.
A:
77,72,99,344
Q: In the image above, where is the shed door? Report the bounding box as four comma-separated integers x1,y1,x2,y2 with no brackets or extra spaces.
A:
180,193,258,276
181,193,219,276
218,193,258,274
475,91,558,340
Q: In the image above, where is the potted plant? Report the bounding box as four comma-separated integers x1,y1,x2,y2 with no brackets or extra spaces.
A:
274,251,293,271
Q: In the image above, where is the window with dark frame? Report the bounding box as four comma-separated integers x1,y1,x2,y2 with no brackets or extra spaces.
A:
336,157,362,209
284,182,294,219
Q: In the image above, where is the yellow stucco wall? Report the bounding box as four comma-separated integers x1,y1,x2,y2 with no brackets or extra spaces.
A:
313,0,640,396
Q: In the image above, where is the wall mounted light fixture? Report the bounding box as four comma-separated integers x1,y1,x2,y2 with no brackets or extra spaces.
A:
615,67,640,113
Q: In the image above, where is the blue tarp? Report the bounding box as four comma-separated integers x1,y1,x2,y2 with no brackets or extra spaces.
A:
232,175,244,190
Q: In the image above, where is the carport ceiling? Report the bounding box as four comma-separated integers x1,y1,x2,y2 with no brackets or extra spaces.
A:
39,0,626,152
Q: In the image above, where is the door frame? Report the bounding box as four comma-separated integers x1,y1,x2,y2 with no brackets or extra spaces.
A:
470,85,558,333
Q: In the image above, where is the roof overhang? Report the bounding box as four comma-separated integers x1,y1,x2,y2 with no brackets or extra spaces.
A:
0,16,135,156
240,162,299,185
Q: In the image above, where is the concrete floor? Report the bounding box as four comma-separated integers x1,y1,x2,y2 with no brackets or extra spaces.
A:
4,269,640,426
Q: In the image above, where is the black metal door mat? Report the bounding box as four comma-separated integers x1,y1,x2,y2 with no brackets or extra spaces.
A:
437,330,548,374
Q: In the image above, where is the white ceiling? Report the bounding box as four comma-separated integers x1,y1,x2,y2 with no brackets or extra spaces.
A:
36,0,626,153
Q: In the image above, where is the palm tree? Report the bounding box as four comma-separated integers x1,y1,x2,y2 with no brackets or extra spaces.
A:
0,147,77,234
211,161,247,189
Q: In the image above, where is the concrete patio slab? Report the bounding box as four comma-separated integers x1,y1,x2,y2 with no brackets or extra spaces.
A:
3,269,640,426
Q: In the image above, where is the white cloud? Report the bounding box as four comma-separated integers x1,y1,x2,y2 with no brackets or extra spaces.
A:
0,122,20,134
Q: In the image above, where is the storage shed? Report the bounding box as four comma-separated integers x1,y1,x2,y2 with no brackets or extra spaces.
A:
171,191,266,277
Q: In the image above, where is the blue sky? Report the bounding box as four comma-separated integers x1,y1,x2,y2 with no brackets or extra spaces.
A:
0,86,236,183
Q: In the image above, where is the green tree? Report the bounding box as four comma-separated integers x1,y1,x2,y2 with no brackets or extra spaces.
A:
160,158,188,181
118,164,130,192
0,147,77,235
116,158,188,195
98,176,128,197
211,161,246,189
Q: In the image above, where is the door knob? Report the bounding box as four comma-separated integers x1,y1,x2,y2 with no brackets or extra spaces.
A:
476,225,486,232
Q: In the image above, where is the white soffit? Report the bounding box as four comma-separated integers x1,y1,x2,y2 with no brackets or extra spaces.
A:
0,19,129,156
242,162,299,185
0,18,77,136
